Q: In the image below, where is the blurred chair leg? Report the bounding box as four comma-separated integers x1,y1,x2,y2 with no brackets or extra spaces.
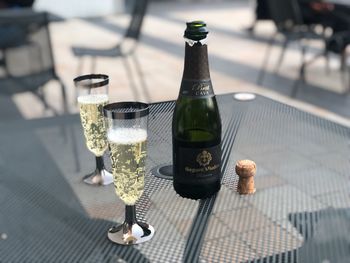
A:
274,38,289,73
301,51,307,84
291,64,304,98
341,54,350,94
322,28,331,74
39,86,49,112
54,76,69,142
57,77,68,114
324,50,330,74
257,33,277,85
35,87,59,115
2,49,9,76
298,41,307,84
291,42,308,98
122,56,139,101
341,70,348,93
340,57,347,93
132,54,151,102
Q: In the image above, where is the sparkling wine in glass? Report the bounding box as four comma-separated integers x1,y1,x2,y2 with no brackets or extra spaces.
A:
104,102,154,245
74,74,113,186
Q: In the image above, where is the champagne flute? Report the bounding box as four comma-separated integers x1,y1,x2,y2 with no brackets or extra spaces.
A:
74,74,113,186
104,102,154,245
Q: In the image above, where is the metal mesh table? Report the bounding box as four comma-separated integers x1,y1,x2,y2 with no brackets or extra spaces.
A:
1,93,349,263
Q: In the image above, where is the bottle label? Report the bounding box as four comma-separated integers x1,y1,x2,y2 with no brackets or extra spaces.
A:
180,79,214,98
176,144,221,182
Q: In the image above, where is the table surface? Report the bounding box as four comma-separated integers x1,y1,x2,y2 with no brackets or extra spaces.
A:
1,93,349,263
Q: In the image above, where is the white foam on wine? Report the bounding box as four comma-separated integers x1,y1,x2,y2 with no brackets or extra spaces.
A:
77,94,108,104
108,128,147,144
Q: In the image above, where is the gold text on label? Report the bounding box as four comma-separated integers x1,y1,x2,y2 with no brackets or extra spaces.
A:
192,83,210,96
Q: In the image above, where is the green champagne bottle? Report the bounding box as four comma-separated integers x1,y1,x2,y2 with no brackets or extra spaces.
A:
172,21,222,200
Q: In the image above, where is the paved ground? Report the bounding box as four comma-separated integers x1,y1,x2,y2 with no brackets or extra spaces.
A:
3,1,350,126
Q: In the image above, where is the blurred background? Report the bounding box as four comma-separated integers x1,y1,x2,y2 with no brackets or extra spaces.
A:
0,0,349,126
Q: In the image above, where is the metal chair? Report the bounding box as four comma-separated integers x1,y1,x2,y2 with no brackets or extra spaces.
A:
72,0,150,101
0,9,67,114
325,31,350,94
247,0,271,34
258,0,350,95
257,0,319,85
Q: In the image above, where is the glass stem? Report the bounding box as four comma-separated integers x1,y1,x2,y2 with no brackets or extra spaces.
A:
125,205,137,225
96,156,104,173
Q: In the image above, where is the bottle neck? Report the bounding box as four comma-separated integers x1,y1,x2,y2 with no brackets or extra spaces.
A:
179,42,214,98
182,42,210,81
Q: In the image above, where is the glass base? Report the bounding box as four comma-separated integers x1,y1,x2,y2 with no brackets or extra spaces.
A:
82,169,113,186
108,221,154,245
151,164,173,180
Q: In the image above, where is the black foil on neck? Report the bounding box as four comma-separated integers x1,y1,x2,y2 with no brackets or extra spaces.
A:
182,42,210,81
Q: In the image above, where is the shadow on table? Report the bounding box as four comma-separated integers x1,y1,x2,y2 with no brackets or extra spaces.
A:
0,114,150,262
245,208,350,263
289,208,350,263
1,170,150,262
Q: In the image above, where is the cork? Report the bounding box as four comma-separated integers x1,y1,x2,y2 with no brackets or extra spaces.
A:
235,160,256,195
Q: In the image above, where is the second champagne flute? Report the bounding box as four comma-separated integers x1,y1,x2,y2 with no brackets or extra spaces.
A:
74,74,113,186
104,102,155,245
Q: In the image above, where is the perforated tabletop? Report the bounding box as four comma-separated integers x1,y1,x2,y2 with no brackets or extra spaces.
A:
1,93,349,263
